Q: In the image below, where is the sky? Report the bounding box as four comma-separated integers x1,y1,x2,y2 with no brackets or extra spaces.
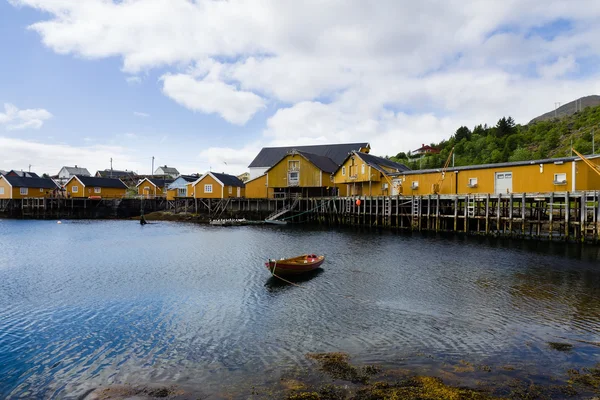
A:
1,0,600,176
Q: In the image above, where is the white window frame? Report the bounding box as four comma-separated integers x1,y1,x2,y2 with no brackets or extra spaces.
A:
361,164,365,174
288,160,300,171
468,177,478,187
72,185,79,193
228,186,232,194
204,184,213,193
20,187,28,195
94,187,101,194
554,173,567,185
0,187,4,195
411,181,419,189
40,188,44,193
342,166,346,176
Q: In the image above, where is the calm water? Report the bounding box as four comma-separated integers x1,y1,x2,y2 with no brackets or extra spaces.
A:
1,220,599,398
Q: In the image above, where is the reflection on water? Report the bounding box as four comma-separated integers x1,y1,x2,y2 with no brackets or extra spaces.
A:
0,221,599,398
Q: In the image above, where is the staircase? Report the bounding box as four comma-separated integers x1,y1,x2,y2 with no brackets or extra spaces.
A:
467,196,476,217
266,197,300,222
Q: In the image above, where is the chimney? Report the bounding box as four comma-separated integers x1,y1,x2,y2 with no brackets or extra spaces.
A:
75,165,78,168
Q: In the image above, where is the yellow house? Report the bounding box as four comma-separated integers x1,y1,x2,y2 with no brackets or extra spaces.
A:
136,178,174,198
266,150,338,198
245,174,268,199
190,172,245,199
165,175,198,200
64,176,128,198
332,151,410,196
0,176,58,199
395,154,600,195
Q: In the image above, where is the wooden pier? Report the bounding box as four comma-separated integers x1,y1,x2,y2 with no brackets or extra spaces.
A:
168,191,600,243
3,191,600,242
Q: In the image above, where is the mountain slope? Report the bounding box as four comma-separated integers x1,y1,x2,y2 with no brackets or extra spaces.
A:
528,95,600,124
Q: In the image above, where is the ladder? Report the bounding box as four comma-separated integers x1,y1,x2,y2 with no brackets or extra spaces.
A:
467,196,476,217
412,197,420,219
383,197,391,217
346,198,352,213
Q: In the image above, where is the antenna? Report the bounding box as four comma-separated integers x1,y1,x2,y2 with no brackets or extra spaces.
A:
28,164,32,172
151,156,155,177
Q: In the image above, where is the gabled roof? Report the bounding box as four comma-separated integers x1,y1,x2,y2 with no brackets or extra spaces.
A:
68,175,128,189
1,176,58,189
193,172,245,187
356,152,411,173
154,165,179,174
96,169,136,178
268,150,338,174
177,175,200,182
7,170,40,178
61,166,91,176
249,142,370,168
136,177,174,188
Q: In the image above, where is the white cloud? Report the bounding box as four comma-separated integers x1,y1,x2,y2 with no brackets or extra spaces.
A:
538,55,579,79
9,0,600,159
161,73,265,125
126,76,142,85
0,103,52,130
133,111,150,118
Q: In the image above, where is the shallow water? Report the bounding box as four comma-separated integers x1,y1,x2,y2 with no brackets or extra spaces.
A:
0,220,599,398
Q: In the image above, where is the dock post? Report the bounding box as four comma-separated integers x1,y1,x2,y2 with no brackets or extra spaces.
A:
508,193,513,236
453,196,458,232
427,195,431,231
581,191,586,242
565,192,570,241
596,191,600,243
521,193,526,237
463,195,468,233
436,194,440,232
485,194,490,235
549,192,554,240
496,194,501,234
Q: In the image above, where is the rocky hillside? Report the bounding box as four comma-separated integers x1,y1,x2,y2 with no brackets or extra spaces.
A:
529,95,600,124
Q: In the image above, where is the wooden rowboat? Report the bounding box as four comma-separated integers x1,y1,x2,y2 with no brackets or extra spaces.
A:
265,254,325,276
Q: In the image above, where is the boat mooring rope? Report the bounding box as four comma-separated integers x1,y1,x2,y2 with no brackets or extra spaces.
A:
270,259,306,288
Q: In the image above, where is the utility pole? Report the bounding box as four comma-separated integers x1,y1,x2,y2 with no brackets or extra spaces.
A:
554,102,561,118
151,156,154,177
110,157,113,178
593,128,595,155
28,164,31,172
452,153,455,167
571,138,573,156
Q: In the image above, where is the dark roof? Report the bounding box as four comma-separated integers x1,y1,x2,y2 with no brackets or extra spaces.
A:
297,151,338,173
96,169,137,178
248,142,370,168
210,172,245,187
2,176,58,189
394,154,600,176
7,170,40,178
178,175,200,182
357,152,411,173
146,178,174,187
74,176,128,189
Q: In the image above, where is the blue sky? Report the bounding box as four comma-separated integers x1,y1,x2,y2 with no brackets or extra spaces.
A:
1,0,599,175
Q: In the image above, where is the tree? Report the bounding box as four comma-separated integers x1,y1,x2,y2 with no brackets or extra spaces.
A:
508,147,532,162
496,116,516,138
454,126,471,142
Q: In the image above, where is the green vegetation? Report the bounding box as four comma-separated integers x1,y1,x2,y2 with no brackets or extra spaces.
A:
390,104,600,170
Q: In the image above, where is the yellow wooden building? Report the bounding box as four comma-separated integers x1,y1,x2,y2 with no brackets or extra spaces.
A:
64,176,128,198
395,155,600,195
136,178,174,198
0,176,58,199
332,151,410,196
265,150,338,198
245,174,268,199
189,172,245,199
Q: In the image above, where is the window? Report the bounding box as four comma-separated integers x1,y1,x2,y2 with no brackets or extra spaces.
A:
20,188,28,195
554,173,567,185
228,186,232,194
289,160,300,171
342,166,346,176
94,187,101,194
72,185,79,193
361,164,365,174
411,181,419,189
468,178,478,187
505,173,512,179
204,184,213,193
0,187,4,195
40,188,44,192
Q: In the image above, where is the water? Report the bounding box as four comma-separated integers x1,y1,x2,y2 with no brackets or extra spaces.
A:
0,220,599,398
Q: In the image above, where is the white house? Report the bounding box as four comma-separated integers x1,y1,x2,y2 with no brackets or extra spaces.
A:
154,165,180,178
57,165,91,185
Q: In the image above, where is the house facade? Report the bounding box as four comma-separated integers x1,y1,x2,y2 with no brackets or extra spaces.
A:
166,175,198,200
189,172,245,199
395,155,600,196
245,174,268,199
332,152,410,196
136,178,174,198
154,165,179,178
57,166,91,185
265,150,338,198
0,176,58,199
64,176,128,198
248,142,370,179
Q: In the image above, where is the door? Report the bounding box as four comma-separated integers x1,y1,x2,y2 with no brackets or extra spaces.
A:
391,179,401,195
237,187,240,197
495,172,512,194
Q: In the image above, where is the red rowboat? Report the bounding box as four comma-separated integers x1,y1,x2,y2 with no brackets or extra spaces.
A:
265,254,325,276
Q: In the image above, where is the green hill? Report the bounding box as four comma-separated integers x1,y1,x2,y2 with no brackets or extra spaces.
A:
391,100,600,171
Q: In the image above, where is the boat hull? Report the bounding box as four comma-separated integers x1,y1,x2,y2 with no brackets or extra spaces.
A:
265,256,325,276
